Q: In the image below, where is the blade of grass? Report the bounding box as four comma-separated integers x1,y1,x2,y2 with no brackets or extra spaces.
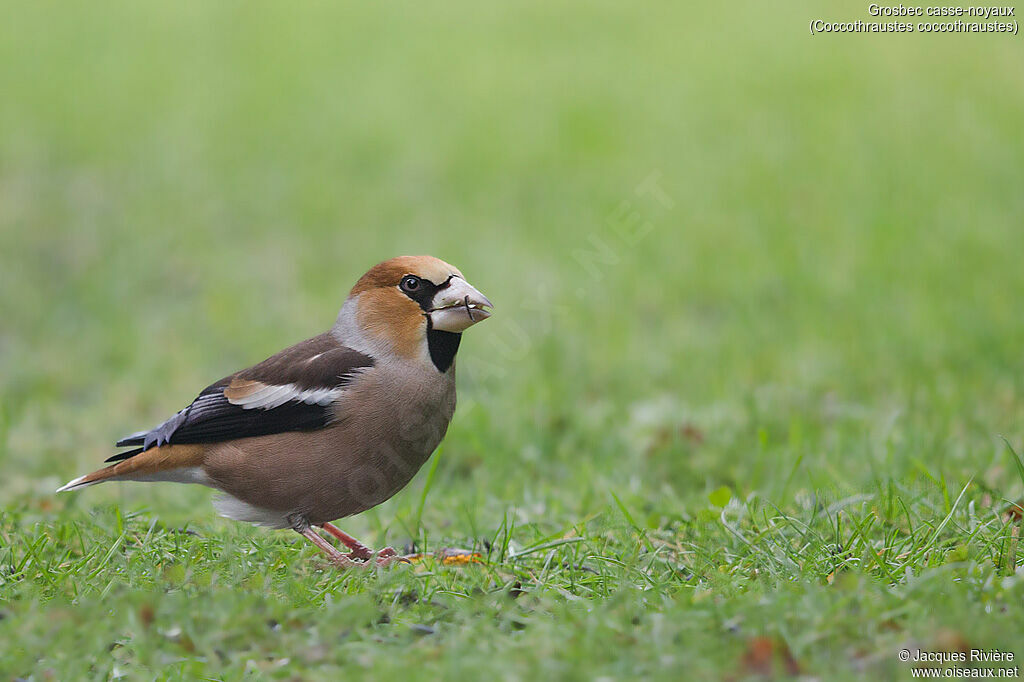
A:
779,452,804,505
611,492,652,553
510,537,585,559
846,510,900,584
905,476,973,570
1001,437,1024,489
413,445,444,547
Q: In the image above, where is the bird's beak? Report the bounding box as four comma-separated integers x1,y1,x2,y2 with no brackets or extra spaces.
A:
428,277,493,332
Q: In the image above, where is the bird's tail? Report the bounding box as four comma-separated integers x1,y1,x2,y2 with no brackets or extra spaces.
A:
56,444,206,493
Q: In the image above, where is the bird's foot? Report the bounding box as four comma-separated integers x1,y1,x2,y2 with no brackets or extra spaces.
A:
315,528,411,567
297,526,368,569
370,548,413,567
327,553,362,569
299,526,480,569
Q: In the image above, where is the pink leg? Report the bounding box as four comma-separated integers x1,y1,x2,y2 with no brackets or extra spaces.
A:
321,522,404,563
320,522,374,560
298,526,471,569
295,527,360,569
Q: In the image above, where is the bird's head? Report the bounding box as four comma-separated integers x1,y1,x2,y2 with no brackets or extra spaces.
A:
336,255,493,371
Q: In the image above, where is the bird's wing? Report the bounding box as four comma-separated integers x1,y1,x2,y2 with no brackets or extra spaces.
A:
109,333,373,461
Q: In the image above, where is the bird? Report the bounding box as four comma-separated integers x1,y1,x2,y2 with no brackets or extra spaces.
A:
57,255,493,568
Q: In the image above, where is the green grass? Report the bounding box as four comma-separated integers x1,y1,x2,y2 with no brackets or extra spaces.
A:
2,1,1024,679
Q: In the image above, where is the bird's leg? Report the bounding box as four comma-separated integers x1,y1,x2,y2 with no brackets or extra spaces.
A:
295,526,360,569
319,522,374,560
298,523,473,568
319,523,407,565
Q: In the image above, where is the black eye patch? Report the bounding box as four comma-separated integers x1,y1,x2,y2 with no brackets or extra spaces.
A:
399,274,453,311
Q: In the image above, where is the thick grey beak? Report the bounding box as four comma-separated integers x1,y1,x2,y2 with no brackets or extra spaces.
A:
428,277,493,332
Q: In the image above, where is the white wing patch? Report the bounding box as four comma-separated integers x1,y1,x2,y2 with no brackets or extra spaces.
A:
226,382,345,410
292,387,344,405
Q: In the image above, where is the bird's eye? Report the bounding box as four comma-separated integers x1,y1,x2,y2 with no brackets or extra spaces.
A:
400,275,421,292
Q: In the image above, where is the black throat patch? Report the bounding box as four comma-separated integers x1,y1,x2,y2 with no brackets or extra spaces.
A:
426,323,462,373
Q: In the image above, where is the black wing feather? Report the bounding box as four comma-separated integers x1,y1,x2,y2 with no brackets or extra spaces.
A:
157,391,333,444
104,446,144,463
111,334,373,459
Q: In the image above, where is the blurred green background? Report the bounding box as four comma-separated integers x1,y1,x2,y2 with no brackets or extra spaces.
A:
2,1,1023,679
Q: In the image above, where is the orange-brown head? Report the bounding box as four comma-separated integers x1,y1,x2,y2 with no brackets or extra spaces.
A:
337,256,492,371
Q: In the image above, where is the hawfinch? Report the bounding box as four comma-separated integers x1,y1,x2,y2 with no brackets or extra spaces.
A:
58,256,492,567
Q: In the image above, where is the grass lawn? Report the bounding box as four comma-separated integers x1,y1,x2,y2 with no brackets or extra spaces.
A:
2,1,1023,679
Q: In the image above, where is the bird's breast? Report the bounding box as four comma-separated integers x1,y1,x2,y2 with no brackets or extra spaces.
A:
310,362,457,518
335,361,456,465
